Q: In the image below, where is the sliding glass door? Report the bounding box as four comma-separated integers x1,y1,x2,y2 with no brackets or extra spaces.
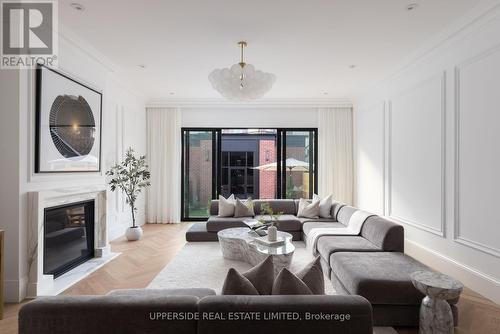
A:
220,129,278,200
181,128,317,221
181,129,219,220
282,130,317,199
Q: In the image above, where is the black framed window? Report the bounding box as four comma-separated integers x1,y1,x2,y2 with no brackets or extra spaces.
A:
181,128,317,221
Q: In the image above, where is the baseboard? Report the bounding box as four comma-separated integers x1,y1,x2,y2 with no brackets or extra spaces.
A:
405,239,500,305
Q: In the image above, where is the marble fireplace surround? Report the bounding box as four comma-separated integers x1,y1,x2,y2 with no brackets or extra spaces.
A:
27,185,117,297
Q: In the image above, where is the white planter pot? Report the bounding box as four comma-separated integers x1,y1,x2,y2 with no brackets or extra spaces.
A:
268,225,277,242
125,226,143,241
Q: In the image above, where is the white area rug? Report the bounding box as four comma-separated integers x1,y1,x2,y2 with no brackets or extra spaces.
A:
148,241,397,334
148,241,336,293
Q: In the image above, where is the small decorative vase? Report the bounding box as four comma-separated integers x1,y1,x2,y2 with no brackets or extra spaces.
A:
126,226,143,241
268,225,277,242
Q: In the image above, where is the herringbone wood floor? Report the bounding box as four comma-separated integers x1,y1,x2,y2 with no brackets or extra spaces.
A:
1,223,499,334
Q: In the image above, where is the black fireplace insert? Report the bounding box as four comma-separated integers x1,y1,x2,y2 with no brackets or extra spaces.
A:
43,200,95,278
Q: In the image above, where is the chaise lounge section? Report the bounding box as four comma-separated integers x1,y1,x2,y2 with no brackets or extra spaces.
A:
329,252,459,327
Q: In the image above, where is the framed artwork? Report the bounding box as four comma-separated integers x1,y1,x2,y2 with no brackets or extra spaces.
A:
35,64,102,173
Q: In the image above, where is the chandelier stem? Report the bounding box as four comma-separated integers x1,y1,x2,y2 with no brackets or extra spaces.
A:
238,41,247,68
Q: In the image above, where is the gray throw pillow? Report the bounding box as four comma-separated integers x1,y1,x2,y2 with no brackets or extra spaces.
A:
222,256,274,295
295,256,324,295
221,268,259,295
272,268,313,295
272,256,324,295
233,198,255,218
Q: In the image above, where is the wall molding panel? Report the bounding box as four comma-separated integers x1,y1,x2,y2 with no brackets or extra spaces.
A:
354,101,386,215
453,45,500,259
386,72,446,237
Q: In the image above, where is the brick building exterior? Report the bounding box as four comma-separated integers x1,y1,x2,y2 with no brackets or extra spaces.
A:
258,140,276,199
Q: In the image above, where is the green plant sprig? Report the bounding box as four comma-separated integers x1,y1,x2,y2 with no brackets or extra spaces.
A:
260,202,284,227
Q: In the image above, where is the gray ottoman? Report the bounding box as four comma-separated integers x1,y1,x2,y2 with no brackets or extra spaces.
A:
185,223,219,242
329,252,459,327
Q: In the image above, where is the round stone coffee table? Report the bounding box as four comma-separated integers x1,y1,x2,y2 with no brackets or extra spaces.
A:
410,271,463,334
218,227,295,275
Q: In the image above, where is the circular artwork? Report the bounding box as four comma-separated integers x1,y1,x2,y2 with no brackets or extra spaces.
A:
49,95,96,159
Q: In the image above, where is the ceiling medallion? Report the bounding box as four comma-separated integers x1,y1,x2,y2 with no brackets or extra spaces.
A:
208,41,276,101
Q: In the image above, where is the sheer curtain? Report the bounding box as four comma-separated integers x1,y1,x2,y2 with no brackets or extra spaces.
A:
146,107,182,223
318,107,353,205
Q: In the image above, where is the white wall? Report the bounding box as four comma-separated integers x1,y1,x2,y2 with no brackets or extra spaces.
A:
0,27,147,302
181,107,319,128
354,3,500,304
0,69,22,303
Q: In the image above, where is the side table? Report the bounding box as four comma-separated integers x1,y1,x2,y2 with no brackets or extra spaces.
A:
410,270,463,334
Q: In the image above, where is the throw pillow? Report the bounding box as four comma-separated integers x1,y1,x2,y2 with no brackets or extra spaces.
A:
313,194,333,218
218,194,235,217
297,198,320,218
221,256,274,295
272,268,313,295
272,256,324,295
222,268,259,295
294,256,324,294
234,198,255,218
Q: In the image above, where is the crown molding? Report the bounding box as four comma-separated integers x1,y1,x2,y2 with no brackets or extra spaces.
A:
58,24,149,101
146,98,353,109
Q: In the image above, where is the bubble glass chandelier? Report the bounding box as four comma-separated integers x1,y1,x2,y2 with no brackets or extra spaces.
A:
208,41,276,101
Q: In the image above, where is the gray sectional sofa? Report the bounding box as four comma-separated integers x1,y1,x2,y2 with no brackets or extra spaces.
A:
19,288,373,334
186,199,345,242
19,199,460,331
186,198,460,327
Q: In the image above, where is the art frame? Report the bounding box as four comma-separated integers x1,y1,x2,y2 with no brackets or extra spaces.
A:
35,64,102,173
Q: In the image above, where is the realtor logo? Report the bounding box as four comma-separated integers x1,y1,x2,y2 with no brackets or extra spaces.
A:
1,1,58,68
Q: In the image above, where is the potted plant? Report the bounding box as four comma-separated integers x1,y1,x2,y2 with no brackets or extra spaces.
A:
259,202,283,241
106,148,151,241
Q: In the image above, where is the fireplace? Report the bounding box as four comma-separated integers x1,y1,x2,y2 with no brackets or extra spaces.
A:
44,200,95,278
28,185,111,297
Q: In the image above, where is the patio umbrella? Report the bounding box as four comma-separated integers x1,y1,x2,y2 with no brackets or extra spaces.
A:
254,158,310,195
253,158,309,172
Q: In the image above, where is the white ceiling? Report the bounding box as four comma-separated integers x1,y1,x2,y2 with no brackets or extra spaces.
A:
59,0,482,100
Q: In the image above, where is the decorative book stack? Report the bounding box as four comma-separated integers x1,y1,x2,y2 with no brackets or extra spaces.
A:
242,218,261,229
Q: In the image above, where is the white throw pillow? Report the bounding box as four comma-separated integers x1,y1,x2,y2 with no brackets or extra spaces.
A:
297,198,320,219
313,194,333,218
218,194,236,217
